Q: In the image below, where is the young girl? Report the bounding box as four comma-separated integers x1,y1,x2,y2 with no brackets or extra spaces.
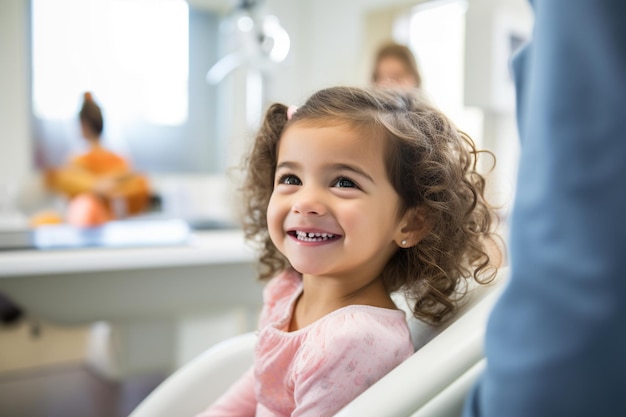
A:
198,86,499,417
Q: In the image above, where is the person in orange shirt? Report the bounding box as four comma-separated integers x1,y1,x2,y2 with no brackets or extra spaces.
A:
44,92,150,226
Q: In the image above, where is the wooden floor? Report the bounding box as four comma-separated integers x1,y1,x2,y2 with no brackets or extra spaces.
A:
0,364,164,417
0,317,164,417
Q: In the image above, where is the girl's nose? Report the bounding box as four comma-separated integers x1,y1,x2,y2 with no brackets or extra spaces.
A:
292,188,327,216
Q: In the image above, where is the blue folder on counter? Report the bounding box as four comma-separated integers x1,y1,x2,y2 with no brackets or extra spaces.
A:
0,219,191,250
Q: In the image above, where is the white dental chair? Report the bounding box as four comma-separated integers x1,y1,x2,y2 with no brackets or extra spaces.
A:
129,267,508,417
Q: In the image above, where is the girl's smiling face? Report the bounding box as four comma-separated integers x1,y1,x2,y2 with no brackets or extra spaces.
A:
267,122,410,283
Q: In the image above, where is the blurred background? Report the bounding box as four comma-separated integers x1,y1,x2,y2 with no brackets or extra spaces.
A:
0,0,532,415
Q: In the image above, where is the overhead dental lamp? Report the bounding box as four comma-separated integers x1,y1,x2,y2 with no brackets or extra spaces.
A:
206,0,290,85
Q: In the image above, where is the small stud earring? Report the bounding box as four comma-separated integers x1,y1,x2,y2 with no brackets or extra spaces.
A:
401,240,407,246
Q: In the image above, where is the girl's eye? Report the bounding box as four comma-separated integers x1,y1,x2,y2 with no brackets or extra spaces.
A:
278,174,302,186
333,177,357,188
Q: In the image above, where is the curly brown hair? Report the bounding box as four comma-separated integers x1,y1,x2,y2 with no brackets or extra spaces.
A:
240,86,499,325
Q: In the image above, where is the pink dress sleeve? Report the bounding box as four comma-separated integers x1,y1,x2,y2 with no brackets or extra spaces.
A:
195,366,256,417
289,308,414,417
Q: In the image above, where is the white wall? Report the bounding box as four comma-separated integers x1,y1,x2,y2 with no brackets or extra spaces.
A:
464,0,532,216
268,0,422,103
0,0,32,185
465,0,533,113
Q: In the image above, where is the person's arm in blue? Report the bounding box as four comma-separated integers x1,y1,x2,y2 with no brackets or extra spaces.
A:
463,1,626,416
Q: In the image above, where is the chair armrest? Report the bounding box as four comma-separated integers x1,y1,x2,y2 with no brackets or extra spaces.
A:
409,359,486,417
334,279,505,417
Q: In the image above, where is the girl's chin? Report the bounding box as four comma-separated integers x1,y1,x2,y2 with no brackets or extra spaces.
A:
290,265,324,276
287,260,331,277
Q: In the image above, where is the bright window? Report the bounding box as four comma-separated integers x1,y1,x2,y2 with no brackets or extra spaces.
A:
32,0,189,126
397,0,483,145
30,0,221,173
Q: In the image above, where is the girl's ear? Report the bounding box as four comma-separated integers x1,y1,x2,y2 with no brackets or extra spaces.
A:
396,206,430,248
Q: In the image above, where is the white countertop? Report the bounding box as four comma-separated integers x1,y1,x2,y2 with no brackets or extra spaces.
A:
0,229,257,278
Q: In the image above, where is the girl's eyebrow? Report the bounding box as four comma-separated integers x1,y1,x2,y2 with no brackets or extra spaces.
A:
276,161,298,171
275,161,374,183
329,163,375,183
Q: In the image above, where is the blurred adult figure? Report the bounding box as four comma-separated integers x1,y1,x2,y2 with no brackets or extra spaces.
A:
371,42,422,90
463,1,626,416
44,92,150,226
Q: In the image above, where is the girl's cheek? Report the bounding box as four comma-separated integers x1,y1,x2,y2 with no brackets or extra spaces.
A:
266,199,283,237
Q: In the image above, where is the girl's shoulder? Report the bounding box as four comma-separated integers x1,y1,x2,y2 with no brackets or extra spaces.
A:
313,305,410,342
290,306,414,376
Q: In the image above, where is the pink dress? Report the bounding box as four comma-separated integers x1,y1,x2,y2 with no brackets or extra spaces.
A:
197,269,414,417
